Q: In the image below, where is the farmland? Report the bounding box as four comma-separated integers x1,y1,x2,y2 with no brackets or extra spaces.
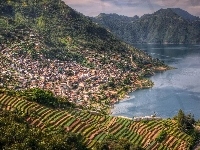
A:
0,92,196,149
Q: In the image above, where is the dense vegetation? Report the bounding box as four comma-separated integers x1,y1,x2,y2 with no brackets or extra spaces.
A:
96,136,143,150
0,0,128,54
6,88,76,109
0,110,88,150
177,109,195,131
92,8,200,44
0,0,169,65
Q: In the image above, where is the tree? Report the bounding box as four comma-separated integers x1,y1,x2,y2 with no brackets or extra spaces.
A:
177,109,185,131
17,88,75,109
30,88,56,105
123,76,131,85
0,110,88,150
96,135,143,150
177,109,195,131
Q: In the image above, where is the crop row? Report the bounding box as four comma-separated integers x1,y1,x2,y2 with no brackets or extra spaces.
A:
0,94,193,149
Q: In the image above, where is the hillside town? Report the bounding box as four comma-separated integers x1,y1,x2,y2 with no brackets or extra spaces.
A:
0,30,155,112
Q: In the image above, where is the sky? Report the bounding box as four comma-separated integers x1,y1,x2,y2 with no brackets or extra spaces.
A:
63,0,200,17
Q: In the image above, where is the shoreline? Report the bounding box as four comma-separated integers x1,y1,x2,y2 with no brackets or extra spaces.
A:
108,66,171,115
117,115,162,121
108,84,152,115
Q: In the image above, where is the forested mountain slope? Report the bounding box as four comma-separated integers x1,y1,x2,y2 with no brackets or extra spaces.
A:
92,8,200,44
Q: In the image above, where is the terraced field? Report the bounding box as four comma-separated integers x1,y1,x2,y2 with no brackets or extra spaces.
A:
0,93,195,149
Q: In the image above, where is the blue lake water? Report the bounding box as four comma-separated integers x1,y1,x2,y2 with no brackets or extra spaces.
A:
111,44,200,119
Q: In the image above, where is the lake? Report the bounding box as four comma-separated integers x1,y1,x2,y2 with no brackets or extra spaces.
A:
111,44,200,119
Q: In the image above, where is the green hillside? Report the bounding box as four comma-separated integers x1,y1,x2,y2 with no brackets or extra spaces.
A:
0,90,199,149
1,0,143,53
0,109,87,149
0,0,169,113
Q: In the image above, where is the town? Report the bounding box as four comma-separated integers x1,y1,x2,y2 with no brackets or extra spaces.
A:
0,29,155,113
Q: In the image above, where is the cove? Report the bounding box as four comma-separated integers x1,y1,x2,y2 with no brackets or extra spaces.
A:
111,44,200,119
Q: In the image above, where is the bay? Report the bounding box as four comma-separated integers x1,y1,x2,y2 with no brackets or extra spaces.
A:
111,44,200,119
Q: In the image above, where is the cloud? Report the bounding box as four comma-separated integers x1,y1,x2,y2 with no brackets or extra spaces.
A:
63,0,200,17
188,5,200,16
154,0,182,7
63,0,107,16
152,0,200,8
64,0,92,5
100,0,141,7
188,0,200,6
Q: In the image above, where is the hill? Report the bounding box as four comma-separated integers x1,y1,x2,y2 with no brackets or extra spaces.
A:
0,108,87,149
0,0,170,113
0,89,198,149
171,8,199,22
92,8,200,44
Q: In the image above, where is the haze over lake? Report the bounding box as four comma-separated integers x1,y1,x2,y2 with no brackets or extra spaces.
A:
111,44,200,119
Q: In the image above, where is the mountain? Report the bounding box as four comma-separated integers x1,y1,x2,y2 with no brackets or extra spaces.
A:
0,0,169,113
0,0,127,53
96,13,139,23
171,8,199,22
92,8,200,44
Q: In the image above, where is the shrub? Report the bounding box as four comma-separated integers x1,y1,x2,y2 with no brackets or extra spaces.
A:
156,130,167,143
